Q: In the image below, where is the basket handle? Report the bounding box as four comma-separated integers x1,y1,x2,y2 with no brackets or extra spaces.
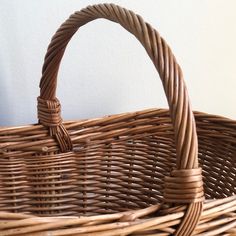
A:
38,4,204,235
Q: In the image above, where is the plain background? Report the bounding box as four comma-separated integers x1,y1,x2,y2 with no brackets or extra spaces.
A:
0,0,235,126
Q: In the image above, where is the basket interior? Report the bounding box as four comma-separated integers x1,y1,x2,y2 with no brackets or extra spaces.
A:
0,109,235,216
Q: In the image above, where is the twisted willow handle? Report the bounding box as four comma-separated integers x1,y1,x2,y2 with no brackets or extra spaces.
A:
38,4,204,235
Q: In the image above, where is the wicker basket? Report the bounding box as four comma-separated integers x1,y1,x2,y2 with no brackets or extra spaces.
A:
0,3,236,236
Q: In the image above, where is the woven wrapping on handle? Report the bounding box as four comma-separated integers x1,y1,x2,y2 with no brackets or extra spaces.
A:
38,4,204,235
37,97,72,152
164,168,204,203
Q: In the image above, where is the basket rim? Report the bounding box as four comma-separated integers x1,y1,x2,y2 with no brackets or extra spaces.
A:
1,108,236,130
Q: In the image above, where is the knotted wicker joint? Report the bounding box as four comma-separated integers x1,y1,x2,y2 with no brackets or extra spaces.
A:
164,168,205,203
37,97,73,152
163,168,204,235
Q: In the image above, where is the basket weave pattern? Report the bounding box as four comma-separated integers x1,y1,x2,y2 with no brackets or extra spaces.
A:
0,4,236,236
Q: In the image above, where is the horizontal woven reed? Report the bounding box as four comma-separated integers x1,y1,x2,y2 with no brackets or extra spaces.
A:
0,3,236,236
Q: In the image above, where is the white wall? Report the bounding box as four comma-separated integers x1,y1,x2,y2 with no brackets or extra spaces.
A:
0,0,235,126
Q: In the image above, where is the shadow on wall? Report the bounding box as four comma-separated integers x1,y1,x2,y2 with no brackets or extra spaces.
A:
0,63,11,127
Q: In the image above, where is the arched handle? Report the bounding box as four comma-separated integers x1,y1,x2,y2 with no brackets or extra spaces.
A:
38,4,204,235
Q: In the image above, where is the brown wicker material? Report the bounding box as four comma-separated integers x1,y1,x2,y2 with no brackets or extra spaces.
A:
0,3,235,236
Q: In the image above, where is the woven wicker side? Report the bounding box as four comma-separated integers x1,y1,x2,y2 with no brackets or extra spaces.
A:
0,109,236,235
